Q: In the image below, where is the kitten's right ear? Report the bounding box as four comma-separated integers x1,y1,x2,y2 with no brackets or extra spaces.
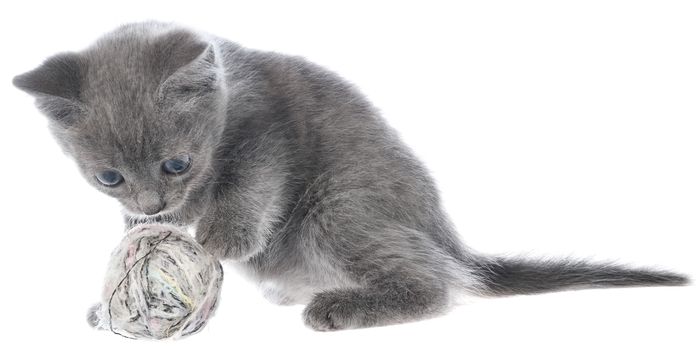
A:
13,52,85,123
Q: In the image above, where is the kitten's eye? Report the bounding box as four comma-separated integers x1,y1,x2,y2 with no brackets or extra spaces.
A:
162,155,191,175
96,170,124,187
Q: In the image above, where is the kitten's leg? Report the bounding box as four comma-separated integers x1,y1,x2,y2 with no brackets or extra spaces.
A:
196,200,267,261
303,271,450,331
195,179,287,261
301,213,458,330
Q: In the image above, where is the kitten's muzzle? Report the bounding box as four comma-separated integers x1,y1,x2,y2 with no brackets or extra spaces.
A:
136,190,166,215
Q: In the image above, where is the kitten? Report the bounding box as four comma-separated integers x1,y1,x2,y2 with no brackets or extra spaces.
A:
14,22,688,331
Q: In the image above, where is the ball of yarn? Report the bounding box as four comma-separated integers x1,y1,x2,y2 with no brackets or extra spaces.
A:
89,224,223,339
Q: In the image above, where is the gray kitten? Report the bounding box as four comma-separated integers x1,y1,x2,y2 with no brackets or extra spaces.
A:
14,22,688,331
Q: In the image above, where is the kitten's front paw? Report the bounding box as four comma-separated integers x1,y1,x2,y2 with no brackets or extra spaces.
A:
87,303,102,329
303,290,374,331
196,216,264,261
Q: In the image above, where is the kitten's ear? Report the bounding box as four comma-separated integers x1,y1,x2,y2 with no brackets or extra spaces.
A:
155,31,219,99
155,30,215,78
13,52,85,123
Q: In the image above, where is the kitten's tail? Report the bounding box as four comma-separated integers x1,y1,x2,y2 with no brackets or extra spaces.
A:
471,255,690,296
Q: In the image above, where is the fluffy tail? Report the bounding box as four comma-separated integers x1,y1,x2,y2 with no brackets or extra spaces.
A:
474,256,689,296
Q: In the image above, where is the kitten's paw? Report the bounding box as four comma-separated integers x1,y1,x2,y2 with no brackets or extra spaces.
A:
196,216,263,261
302,290,373,331
262,286,298,306
86,303,102,329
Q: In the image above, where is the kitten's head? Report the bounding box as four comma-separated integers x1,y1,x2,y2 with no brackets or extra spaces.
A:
13,23,227,217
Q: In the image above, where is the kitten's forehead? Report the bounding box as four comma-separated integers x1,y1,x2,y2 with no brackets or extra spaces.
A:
71,100,201,167
82,27,169,106
81,23,209,95
67,24,209,164
68,119,174,167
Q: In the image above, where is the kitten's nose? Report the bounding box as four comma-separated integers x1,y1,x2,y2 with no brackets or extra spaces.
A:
136,190,165,215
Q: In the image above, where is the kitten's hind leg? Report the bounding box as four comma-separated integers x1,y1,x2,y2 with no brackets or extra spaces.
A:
300,196,465,330
302,273,450,331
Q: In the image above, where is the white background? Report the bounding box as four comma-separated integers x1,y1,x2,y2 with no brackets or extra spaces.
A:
0,1,698,349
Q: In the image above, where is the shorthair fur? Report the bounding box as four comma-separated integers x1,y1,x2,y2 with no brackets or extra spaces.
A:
14,22,688,331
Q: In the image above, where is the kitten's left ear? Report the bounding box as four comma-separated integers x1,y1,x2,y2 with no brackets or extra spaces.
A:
13,52,85,123
155,31,220,100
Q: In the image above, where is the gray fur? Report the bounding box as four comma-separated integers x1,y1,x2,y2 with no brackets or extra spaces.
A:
14,22,689,332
